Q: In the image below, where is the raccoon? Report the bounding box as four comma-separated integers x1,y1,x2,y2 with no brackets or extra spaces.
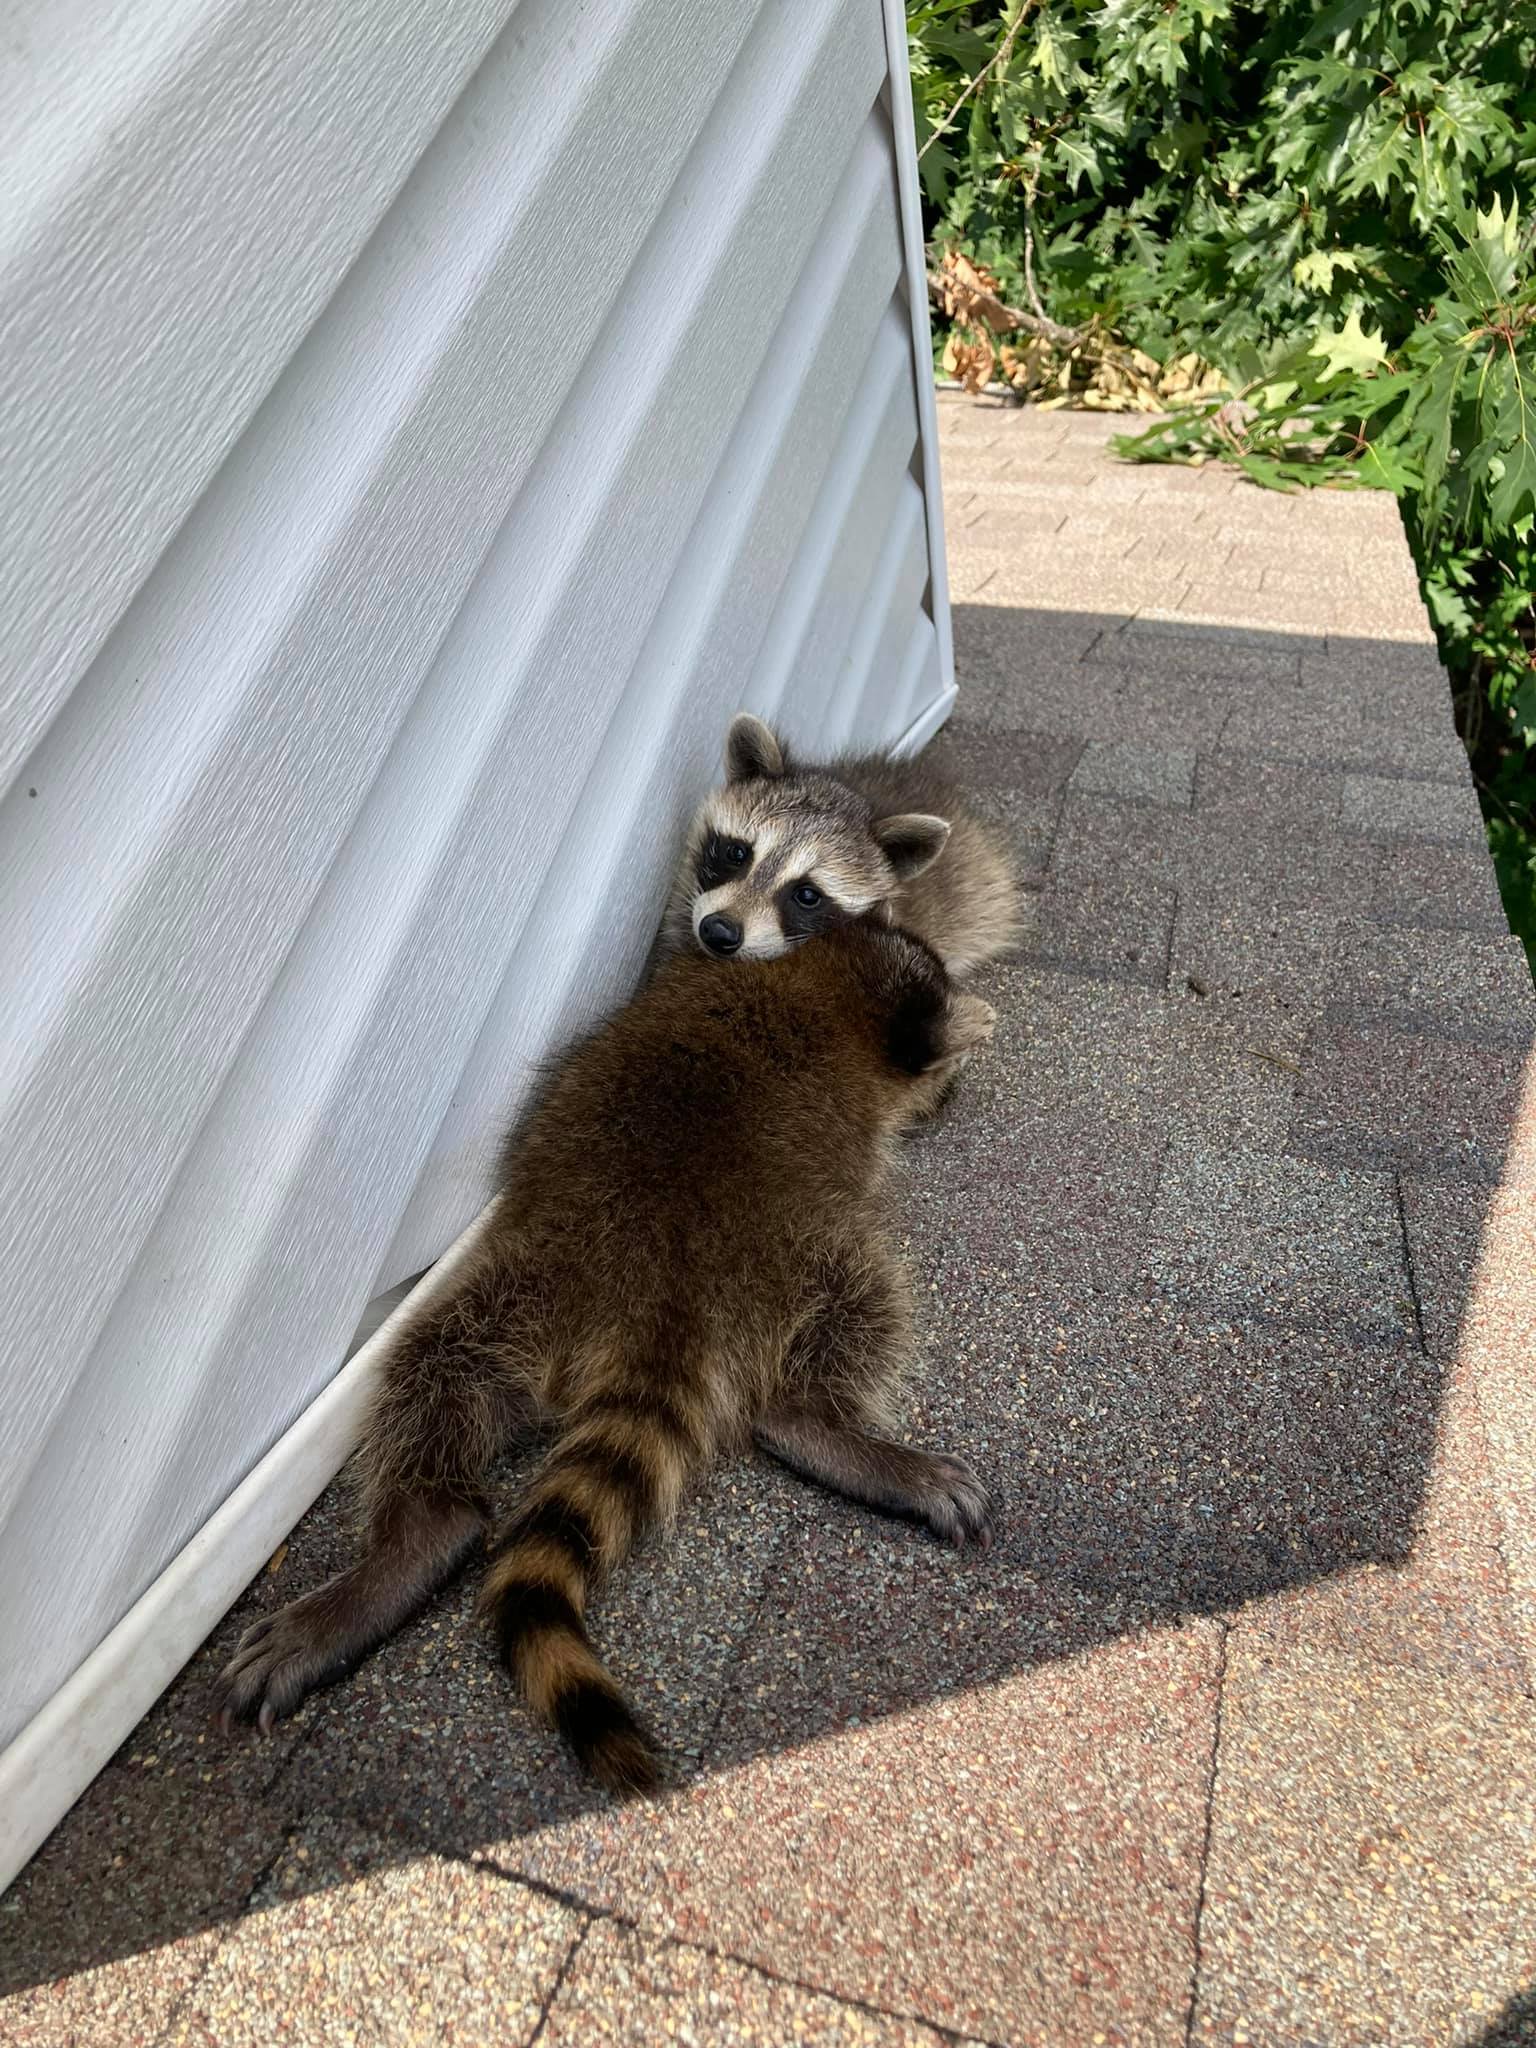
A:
214,919,996,1795
664,713,1022,977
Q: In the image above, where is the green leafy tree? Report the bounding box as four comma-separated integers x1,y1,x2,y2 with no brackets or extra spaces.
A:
912,0,1536,966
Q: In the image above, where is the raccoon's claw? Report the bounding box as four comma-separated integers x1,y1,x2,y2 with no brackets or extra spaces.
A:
910,1451,995,1549
211,1594,358,1734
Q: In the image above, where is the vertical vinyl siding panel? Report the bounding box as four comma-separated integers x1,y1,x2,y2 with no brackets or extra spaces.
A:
762,324,921,745
0,0,889,1735
815,473,929,753
0,0,519,795
746,305,915,730
385,115,907,1271
0,0,771,1541
856,583,935,751
889,612,944,743
772,413,922,750
875,14,955,696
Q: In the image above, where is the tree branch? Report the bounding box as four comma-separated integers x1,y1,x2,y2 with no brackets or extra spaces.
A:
926,269,1081,349
917,1,1038,162
1021,196,1050,329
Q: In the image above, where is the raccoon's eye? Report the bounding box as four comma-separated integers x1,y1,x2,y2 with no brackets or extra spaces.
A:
793,882,822,908
723,839,751,867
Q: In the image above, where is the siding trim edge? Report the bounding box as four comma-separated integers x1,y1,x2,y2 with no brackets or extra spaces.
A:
879,0,954,696
0,1200,503,1896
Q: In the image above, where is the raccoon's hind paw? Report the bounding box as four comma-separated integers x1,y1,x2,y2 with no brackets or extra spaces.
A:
906,1450,995,1550
907,996,996,1119
212,1591,362,1736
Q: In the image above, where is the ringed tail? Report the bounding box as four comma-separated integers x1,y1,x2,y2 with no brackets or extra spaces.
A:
478,1385,707,1795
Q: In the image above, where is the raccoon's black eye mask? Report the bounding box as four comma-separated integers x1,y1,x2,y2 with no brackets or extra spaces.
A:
779,877,837,940
699,835,754,888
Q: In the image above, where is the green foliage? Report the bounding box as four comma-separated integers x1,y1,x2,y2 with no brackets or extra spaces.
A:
911,0,1536,971
1113,193,1536,542
1413,523,1536,962
912,2,1535,364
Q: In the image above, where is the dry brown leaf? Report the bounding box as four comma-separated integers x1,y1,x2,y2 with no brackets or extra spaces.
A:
1158,352,1225,403
1081,387,1153,412
943,326,996,393
266,1541,289,1575
999,337,1053,390
936,249,1013,334
1159,352,1198,396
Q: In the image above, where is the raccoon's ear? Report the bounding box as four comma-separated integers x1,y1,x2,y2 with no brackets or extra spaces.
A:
725,712,787,784
872,812,950,882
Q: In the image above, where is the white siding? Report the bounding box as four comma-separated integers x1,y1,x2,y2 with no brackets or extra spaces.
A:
0,0,950,1776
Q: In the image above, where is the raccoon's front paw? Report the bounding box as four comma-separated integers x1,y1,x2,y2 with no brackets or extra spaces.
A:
946,994,996,1057
212,1591,360,1736
906,1449,995,1549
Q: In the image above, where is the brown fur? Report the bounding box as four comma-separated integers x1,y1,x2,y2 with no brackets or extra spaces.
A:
214,921,995,1794
834,751,1024,978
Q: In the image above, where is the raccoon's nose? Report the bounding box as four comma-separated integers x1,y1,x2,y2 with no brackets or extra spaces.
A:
698,913,743,956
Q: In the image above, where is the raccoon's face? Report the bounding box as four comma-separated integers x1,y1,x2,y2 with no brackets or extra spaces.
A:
680,715,951,962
